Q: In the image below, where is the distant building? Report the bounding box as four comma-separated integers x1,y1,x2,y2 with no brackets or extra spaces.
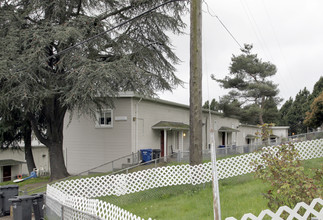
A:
0,140,49,182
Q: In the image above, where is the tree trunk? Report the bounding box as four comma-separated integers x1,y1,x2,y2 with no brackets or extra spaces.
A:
46,105,69,181
24,121,36,174
29,97,69,181
189,0,202,165
48,141,68,180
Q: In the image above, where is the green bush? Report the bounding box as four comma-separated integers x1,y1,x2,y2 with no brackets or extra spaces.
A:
252,144,322,211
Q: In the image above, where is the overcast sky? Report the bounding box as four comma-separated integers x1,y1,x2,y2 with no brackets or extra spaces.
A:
157,0,323,107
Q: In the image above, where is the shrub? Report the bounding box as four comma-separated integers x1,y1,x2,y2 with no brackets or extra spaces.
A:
251,143,322,211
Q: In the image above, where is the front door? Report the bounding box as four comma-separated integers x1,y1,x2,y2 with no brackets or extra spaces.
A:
3,166,11,182
160,131,164,157
222,132,225,145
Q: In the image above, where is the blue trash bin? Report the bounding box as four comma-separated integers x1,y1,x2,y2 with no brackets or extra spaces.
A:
140,149,153,163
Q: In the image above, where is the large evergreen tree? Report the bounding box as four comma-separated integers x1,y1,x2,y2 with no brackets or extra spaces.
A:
212,44,281,124
0,0,186,180
278,97,293,127
203,98,219,111
262,97,280,124
0,107,36,173
309,76,323,102
304,91,323,129
286,88,310,134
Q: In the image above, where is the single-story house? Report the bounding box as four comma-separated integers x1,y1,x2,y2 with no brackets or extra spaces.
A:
63,92,289,174
0,140,49,182
237,124,289,146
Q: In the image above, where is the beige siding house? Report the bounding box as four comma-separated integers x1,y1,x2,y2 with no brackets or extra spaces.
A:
237,124,290,146
0,93,289,178
0,140,49,182
63,92,289,174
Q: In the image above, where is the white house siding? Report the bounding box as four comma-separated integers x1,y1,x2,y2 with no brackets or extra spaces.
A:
237,125,261,146
271,127,290,143
0,146,49,180
133,98,190,154
237,125,289,146
62,94,289,174
209,115,241,147
63,99,133,174
131,97,241,154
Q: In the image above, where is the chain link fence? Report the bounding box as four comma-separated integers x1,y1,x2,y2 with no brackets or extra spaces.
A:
46,195,101,220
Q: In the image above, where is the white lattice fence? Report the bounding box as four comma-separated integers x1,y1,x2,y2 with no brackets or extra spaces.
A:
226,198,323,220
46,139,323,220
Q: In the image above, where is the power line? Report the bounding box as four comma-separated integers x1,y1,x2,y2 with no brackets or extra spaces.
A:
202,0,243,49
46,0,187,61
239,0,273,61
9,0,187,73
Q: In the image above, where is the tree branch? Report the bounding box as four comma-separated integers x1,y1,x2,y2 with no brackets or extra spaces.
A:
24,16,38,24
27,113,50,146
97,5,132,21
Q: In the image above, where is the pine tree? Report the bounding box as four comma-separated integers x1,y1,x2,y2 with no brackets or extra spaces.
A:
262,97,280,124
0,0,186,180
286,88,310,134
309,76,323,102
212,44,281,124
304,91,323,129
278,97,293,127
202,98,219,111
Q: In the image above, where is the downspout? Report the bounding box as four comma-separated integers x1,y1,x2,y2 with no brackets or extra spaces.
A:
135,98,143,153
205,116,208,150
164,129,167,162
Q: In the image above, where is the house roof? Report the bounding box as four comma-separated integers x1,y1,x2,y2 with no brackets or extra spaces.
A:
152,121,190,131
270,134,279,138
0,159,25,167
218,126,240,132
118,92,226,117
245,134,257,139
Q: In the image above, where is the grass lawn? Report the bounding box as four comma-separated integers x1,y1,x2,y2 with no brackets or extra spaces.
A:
99,157,322,220
0,176,50,195
0,156,321,219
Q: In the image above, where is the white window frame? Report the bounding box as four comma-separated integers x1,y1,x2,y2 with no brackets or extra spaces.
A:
96,109,113,128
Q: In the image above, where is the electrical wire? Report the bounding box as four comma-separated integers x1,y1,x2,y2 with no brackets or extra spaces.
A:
46,0,187,61
9,0,187,74
202,0,243,50
239,0,273,61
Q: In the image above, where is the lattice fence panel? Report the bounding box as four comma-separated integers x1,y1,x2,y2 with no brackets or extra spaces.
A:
46,139,322,220
295,139,323,160
52,139,322,198
226,198,323,220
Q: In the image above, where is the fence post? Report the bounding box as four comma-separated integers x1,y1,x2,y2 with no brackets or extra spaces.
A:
177,151,180,162
61,205,64,220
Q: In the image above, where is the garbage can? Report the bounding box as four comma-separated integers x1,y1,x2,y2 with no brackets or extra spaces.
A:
0,185,19,216
9,195,33,220
140,149,153,162
32,193,44,220
152,149,161,159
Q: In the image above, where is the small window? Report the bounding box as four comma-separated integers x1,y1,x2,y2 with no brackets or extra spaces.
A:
96,109,113,128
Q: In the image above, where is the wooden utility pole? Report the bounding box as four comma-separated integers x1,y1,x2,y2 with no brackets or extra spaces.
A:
189,0,202,165
190,1,221,219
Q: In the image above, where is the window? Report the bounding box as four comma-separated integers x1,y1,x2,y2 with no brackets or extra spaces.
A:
96,109,113,128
